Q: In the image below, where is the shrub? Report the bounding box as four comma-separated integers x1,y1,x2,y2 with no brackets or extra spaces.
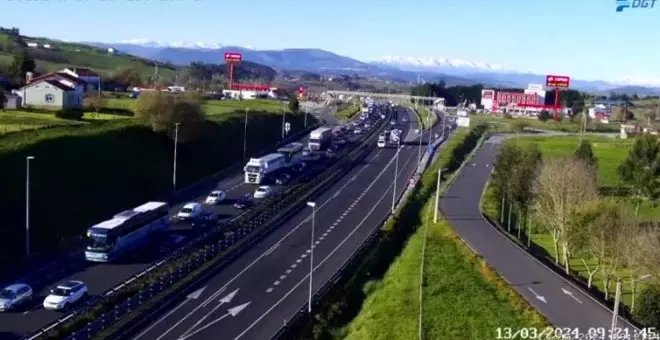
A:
634,284,660,328
538,110,552,122
55,108,84,120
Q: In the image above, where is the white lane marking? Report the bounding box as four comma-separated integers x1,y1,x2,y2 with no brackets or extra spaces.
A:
285,269,292,274
291,264,297,268
296,259,302,263
178,289,240,339
266,288,273,293
280,275,286,280
301,254,307,258
274,281,280,286
233,169,395,340
263,243,280,256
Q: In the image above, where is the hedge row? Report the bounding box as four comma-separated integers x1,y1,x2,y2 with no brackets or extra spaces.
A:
0,111,315,267
279,125,488,339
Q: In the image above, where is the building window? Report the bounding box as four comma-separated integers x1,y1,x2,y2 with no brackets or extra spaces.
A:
45,94,54,103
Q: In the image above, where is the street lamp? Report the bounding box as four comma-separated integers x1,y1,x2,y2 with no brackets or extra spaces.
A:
173,122,181,190
281,102,287,140
306,201,316,314
415,129,422,161
25,156,35,257
391,140,400,213
303,108,308,128
243,108,249,159
612,274,652,331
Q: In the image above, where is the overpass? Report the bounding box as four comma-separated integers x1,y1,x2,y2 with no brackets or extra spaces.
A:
325,90,444,107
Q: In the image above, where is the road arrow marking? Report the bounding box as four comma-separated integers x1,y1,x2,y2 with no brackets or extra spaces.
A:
187,286,207,300
180,289,241,338
134,286,208,340
562,288,582,304
179,302,251,340
527,287,547,303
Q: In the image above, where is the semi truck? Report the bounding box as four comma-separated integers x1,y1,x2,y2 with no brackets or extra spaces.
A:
308,127,333,151
243,153,287,184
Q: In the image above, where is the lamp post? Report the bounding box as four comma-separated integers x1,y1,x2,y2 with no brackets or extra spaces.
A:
303,108,308,128
173,122,180,190
25,156,35,257
281,102,287,140
306,201,316,314
243,108,249,159
392,140,400,213
417,129,422,161
612,274,652,332
433,168,445,223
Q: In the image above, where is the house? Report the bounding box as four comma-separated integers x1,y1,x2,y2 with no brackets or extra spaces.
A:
3,94,22,109
19,78,82,110
107,48,116,54
61,68,100,91
43,44,53,49
29,72,86,96
26,42,38,48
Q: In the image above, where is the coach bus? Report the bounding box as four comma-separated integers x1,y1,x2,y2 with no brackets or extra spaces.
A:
84,201,169,262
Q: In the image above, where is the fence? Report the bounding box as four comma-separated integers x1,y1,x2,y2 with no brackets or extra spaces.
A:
26,117,386,340
270,108,447,339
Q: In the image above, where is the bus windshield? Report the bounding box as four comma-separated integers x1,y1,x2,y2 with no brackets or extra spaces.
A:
86,232,113,251
245,165,261,173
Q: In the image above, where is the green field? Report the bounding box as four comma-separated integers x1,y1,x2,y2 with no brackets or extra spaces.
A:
471,114,619,133
481,135,659,309
344,127,548,340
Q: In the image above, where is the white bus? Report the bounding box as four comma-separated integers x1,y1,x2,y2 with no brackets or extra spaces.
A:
277,142,304,164
84,201,169,262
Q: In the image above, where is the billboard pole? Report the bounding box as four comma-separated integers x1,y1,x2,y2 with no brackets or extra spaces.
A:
554,86,560,121
229,62,235,90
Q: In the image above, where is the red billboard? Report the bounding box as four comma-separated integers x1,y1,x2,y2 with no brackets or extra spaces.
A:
298,86,305,94
546,75,570,88
224,52,242,63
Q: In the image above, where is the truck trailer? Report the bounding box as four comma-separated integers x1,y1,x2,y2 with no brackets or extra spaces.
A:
308,127,333,151
243,153,287,184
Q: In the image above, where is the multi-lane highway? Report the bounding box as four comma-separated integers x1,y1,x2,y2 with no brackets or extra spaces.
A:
124,107,444,340
439,134,637,336
0,106,360,339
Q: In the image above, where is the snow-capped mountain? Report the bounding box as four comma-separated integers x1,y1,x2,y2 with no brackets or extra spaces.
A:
116,39,253,50
370,56,508,74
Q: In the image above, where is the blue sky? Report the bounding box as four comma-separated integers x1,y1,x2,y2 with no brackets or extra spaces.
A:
1,0,659,84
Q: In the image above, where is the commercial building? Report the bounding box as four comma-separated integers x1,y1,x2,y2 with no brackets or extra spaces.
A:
481,83,564,116
222,84,281,100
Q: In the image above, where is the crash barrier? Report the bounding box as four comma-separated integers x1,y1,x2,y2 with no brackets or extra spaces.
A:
25,117,386,340
270,108,450,340
1,121,323,289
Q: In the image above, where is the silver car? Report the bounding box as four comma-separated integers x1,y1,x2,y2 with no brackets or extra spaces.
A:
0,283,33,312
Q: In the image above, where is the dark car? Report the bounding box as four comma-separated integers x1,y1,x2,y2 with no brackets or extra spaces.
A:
192,211,219,228
233,194,253,210
291,162,306,173
275,173,291,185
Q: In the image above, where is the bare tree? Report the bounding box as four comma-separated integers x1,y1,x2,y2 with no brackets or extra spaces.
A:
533,157,599,274
624,222,660,311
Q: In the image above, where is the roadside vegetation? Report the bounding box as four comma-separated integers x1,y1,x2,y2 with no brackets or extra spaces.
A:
0,91,314,270
282,124,548,340
335,104,360,121
470,114,619,133
413,106,436,129
482,133,660,328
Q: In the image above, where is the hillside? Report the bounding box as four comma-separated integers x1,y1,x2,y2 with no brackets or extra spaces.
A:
0,27,277,88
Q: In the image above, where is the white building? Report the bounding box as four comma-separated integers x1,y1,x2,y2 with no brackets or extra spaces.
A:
26,42,38,48
61,68,100,91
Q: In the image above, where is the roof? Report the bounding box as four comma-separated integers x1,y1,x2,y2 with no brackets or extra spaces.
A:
69,68,99,77
3,283,30,291
57,280,83,289
30,72,86,86
133,201,167,212
39,79,75,91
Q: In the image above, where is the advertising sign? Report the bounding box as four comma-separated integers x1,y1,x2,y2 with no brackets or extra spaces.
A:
481,89,495,100
527,83,543,91
224,52,242,62
545,75,570,88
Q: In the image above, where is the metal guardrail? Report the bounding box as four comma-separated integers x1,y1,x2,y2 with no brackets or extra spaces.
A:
25,117,386,340
270,109,446,340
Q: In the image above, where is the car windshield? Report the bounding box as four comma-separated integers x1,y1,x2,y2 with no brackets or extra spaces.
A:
0,289,15,299
51,288,72,297
209,193,219,197
257,188,267,192
180,208,193,213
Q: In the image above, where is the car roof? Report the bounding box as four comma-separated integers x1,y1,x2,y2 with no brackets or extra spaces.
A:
183,202,201,208
3,283,30,291
210,190,224,194
57,280,84,289
257,185,270,189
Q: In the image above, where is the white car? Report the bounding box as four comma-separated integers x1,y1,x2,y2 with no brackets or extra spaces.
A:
253,185,272,199
353,128,362,134
205,190,226,205
377,140,386,148
43,280,87,311
177,202,204,221
0,283,33,312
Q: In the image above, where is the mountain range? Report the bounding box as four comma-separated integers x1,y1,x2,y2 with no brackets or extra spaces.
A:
89,40,660,94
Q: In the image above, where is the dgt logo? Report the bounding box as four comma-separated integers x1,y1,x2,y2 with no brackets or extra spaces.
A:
616,0,657,12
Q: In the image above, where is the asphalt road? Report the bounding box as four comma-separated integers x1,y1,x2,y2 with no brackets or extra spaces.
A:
0,112,367,339
439,135,637,338
127,108,432,340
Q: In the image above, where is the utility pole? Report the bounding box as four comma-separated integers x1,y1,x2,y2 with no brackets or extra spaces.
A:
172,122,180,191
25,156,35,258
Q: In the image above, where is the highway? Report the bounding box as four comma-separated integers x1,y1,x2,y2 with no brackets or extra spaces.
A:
0,106,359,339
439,134,637,337
125,107,440,340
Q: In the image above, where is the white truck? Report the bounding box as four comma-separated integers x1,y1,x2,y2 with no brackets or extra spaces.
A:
308,127,333,151
243,153,287,184
390,129,401,144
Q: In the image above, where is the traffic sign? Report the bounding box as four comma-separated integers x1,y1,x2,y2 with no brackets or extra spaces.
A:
285,122,291,133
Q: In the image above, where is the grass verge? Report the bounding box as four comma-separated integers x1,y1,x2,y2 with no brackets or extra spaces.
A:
470,114,619,133
336,105,360,121
280,124,548,339
414,106,436,129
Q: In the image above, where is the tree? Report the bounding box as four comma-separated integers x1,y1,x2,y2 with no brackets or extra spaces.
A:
622,222,660,312
510,144,543,239
634,284,660,328
0,91,5,111
617,134,660,216
8,49,35,83
574,140,598,170
569,199,626,299
491,143,522,229
510,120,529,133
288,96,300,113
83,90,106,112
533,157,599,274
110,67,143,87
538,110,552,122
134,91,206,142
